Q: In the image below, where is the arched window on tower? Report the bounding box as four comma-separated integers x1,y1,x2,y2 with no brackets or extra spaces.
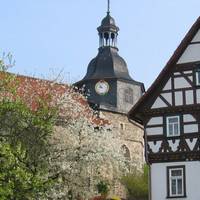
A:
121,145,131,160
124,88,134,104
111,33,115,47
104,32,109,46
99,33,103,47
121,144,131,171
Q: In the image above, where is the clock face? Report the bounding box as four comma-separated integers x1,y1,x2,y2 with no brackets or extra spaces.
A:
95,80,109,95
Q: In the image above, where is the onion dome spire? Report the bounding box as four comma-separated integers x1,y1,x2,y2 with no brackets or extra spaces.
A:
97,0,119,48
74,0,145,114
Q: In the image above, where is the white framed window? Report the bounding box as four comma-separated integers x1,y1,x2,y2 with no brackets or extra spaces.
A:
166,116,180,137
196,68,200,85
167,166,186,198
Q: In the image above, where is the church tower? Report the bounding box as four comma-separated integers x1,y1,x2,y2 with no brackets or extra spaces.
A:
75,2,145,198
75,3,144,114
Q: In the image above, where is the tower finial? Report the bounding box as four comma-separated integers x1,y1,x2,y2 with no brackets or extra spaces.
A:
107,0,110,14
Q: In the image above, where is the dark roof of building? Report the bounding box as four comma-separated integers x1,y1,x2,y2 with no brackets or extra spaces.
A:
101,13,116,26
97,13,119,33
76,46,143,86
128,16,200,124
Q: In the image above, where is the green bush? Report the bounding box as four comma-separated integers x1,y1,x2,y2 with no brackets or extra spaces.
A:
121,165,149,200
0,56,56,199
96,180,110,195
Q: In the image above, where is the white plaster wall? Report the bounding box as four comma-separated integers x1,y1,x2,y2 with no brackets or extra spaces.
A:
175,91,183,106
183,114,196,122
185,90,194,104
161,93,172,105
196,89,200,104
148,141,162,153
151,97,167,109
146,127,163,136
183,70,192,74
177,44,200,64
186,138,197,151
151,161,200,200
188,75,193,81
174,77,191,89
163,78,172,90
168,139,180,152
147,117,163,126
184,124,198,133
191,29,200,42
174,72,181,75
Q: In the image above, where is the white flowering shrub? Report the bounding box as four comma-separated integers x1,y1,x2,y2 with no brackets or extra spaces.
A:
46,89,132,200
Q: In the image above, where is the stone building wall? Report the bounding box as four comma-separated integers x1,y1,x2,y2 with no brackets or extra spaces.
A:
100,111,144,198
48,111,144,199
100,111,144,166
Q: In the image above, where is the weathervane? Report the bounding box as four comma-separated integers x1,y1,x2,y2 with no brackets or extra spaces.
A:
107,0,110,14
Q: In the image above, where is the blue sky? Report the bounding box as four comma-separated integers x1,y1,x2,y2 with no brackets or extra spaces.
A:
1,0,200,88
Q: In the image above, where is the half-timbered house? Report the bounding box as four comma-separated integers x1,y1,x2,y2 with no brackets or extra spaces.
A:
128,17,200,200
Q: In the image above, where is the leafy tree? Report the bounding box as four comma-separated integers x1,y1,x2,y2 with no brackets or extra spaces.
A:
0,55,57,199
121,165,149,200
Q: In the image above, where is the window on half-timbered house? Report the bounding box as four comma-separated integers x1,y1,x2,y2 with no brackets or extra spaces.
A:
166,116,180,137
167,166,186,198
195,67,200,85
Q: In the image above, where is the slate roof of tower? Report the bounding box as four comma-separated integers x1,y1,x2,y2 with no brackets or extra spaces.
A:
81,47,138,81
76,11,143,87
97,12,119,32
101,13,116,26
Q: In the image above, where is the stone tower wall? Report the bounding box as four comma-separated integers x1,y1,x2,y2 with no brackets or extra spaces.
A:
100,111,144,198
100,111,144,166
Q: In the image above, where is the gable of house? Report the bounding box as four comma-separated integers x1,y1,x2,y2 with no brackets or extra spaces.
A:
128,16,200,123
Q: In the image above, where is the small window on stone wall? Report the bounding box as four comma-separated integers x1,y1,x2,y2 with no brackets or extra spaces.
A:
119,123,125,130
124,88,133,104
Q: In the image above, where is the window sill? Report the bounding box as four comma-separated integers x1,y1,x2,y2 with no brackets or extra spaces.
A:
195,85,200,88
166,195,187,199
166,135,180,138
